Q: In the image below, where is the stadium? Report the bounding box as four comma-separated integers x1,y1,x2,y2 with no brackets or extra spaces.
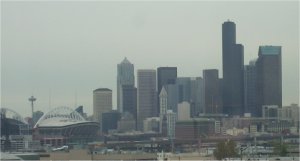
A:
1,108,29,136
33,106,100,147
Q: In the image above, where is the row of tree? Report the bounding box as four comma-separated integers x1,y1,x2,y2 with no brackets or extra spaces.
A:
213,140,289,160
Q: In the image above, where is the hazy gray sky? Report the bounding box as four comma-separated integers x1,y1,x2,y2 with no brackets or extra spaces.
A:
1,1,299,117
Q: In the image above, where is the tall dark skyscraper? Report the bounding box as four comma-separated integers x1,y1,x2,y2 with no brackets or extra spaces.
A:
203,69,222,114
121,85,137,121
256,46,282,116
157,67,177,114
137,69,157,131
117,58,134,113
244,59,258,116
222,20,244,116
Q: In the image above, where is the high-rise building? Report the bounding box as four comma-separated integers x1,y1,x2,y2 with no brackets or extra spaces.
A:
256,46,282,116
159,86,168,116
190,77,204,116
121,85,137,121
159,86,168,133
203,69,222,114
102,110,121,134
176,77,191,103
244,59,258,116
222,20,244,116
137,69,157,131
165,84,178,113
117,57,134,113
157,67,177,93
157,67,177,113
93,88,112,125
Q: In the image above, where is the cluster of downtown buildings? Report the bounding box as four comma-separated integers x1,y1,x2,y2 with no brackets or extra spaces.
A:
1,21,298,151
92,21,299,139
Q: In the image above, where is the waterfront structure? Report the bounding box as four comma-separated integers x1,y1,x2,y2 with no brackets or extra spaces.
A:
102,110,121,134
203,69,222,114
222,20,244,116
33,107,99,146
117,57,134,113
256,46,282,116
93,88,112,125
177,101,190,121
121,85,137,120
157,67,177,113
190,77,204,116
137,69,157,130
244,59,258,116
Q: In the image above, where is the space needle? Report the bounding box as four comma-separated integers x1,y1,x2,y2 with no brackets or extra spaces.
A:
28,96,36,124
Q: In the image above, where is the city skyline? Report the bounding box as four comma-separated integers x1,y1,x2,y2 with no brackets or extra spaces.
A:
2,1,299,117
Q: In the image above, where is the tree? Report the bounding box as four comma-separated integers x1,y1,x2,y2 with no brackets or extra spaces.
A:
272,141,288,156
214,140,239,160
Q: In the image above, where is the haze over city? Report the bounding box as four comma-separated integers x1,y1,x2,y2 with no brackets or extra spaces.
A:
1,1,299,117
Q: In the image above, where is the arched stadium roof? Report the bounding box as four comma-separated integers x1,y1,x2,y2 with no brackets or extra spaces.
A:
34,106,87,128
0,107,27,124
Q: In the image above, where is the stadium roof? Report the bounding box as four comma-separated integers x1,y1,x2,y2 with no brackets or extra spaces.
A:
34,106,91,128
0,107,27,124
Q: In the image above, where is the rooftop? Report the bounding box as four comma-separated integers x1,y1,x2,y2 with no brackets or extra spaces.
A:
120,57,131,64
259,46,281,55
93,88,112,92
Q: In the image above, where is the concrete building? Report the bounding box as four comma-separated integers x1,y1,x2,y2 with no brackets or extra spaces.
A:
166,110,176,139
157,67,177,114
121,85,137,121
175,118,216,139
93,88,112,124
262,105,279,119
143,117,160,133
280,104,299,124
137,69,157,131
190,77,204,116
203,69,222,114
117,112,136,132
222,20,244,116
177,101,190,121
244,59,258,116
256,46,282,116
117,57,134,113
